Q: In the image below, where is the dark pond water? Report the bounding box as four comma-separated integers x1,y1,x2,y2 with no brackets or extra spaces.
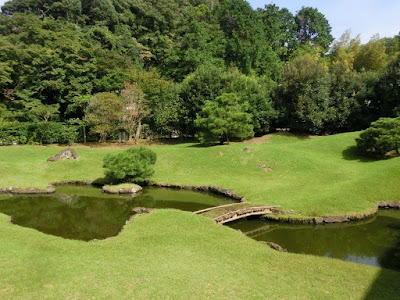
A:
229,210,400,271
0,185,232,241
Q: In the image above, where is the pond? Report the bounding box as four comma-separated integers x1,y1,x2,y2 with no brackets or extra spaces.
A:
228,210,400,271
0,185,233,241
1,186,399,271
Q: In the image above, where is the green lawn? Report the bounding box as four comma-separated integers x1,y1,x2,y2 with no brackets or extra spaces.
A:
1,132,400,299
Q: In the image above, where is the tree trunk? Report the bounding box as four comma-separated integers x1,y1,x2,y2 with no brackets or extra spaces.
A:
128,130,134,143
83,126,87,144
100,133,107,143
135,120,142,143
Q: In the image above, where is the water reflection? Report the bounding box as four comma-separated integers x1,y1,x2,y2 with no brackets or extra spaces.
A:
0,185,232,241
229,210,400,271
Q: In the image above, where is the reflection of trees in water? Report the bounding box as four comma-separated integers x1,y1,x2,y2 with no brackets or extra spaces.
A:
0,195,137,241
0,188,221,241
378,223,400,271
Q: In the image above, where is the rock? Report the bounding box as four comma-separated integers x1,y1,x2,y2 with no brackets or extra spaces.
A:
0,185,56,194
387,201,400,209
322,215,350,223
377,201,387,208
313,217,324,225
217,152,224,157
261,241,288,252
132,207,153,214
258,164,273,172
378,201,400,209
47,148,78,162
273,208,286,215
287,209,294,214
243,148,251,153
102,184,142,194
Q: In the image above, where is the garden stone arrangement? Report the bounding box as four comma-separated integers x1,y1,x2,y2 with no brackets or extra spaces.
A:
47,148,79,162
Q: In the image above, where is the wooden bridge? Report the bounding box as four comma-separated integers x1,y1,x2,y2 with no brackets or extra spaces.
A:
194,203,279,225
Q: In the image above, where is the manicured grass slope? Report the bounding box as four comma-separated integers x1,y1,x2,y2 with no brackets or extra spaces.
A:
1,210,399,299
1,132,399,216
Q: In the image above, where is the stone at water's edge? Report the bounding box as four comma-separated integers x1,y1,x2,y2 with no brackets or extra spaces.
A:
47,148,78,162
102,184,143,194
260,241,288,252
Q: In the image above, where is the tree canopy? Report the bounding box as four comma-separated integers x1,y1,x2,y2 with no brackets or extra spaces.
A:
0,0,398,145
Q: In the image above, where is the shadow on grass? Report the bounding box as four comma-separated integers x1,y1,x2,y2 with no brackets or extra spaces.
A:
363,268,400,299
363,240,400,299
272,131,318,140
342,146,382,163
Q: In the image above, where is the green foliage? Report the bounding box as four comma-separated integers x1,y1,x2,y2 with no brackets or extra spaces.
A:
256,4,298,60
33,121,78,145
354,35,387,72
356,117,400,157
179,65,276,136
295,7,334,52
0,122,29,145
195,93,254,144
0,0,397,141
375,54,400,117
161,4,226,81
280,54,332,133
84,93,123,142
121,82,150,141
103,146,157,183
217,0,281,77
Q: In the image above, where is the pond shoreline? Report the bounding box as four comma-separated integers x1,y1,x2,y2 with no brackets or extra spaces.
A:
1,180,399,225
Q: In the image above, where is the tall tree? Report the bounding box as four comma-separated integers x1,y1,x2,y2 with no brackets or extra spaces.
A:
121,82,151,142
257,4,298,60
295,7,333,52
279,54,332,133
354,35,387,72
161,4,226,81
84,92,123,142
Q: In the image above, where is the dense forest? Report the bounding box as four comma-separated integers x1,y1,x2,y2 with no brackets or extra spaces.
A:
0,0,399,145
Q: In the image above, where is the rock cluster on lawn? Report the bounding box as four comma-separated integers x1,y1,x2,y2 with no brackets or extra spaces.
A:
47,148,78,162
102,184,142,194
258,164,273,172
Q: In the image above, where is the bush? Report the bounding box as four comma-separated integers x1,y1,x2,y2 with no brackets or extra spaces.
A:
356,117,400,157
33,122,79,145
103,147,157,183
195,93,254,145
0,122,30,145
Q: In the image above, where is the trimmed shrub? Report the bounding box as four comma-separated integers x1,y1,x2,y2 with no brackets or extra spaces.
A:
356,117,400,157
103,147,157,183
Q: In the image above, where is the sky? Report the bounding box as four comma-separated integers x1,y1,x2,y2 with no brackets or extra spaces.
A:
249,0,400,43
0,0,398,43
